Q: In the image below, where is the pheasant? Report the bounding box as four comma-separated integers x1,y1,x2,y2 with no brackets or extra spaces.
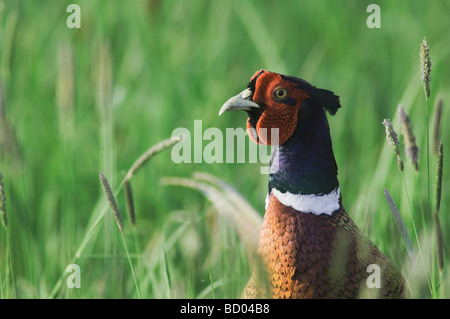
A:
219,70,406,299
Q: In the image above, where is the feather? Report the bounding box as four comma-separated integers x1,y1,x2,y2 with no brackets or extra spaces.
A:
281,74,342,115
308,88,342,116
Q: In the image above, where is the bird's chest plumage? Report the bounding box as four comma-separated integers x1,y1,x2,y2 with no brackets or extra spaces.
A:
257,194,370,299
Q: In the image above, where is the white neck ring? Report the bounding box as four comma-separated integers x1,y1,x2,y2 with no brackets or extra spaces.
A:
269,187,341,216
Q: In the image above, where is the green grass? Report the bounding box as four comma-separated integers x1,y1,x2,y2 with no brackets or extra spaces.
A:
0,0,450,298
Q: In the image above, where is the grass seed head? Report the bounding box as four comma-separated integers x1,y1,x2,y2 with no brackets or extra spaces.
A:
435,142,443,214
382,119,403,171
124,180,135,226
420,37,432,100
396,156,404,172
99,172,124,233
433,142,444,273
384,188,414,260
399,106,419,171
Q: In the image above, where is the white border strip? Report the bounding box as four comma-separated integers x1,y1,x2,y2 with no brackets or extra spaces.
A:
270,187,341,216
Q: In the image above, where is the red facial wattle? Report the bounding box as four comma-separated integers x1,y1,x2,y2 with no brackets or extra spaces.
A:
249,72,309,146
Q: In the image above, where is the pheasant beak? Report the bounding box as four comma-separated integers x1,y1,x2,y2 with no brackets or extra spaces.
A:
218,88,260,116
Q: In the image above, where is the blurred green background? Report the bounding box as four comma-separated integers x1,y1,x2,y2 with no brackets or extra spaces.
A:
0,0,449,298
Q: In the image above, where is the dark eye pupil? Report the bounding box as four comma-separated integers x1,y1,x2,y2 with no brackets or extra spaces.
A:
277,89,285,97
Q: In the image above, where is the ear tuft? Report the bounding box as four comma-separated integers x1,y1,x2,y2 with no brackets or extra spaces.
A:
309,88,342,116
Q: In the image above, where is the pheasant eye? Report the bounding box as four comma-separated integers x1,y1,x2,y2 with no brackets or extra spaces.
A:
274,88,288,100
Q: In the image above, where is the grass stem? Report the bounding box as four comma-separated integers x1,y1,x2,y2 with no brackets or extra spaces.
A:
426,99,431,217
120,232,142,299
400,172,433,295
48,137,183,298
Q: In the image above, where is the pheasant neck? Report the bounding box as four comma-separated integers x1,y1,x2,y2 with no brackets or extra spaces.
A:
267,101,340,215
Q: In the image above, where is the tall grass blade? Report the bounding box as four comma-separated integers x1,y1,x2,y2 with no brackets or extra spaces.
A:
49,137,183,298
0,173,6,230
0,82,23,167
433,98,443,155
162,246,172,298
56,43,75,137
208,268,215,299
0,172,17,297
124,135,183,181
192,172,262,232
122,135,183,225
161,176,261,263
434,213,444,273
99,172,143,298
1,12,18,86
